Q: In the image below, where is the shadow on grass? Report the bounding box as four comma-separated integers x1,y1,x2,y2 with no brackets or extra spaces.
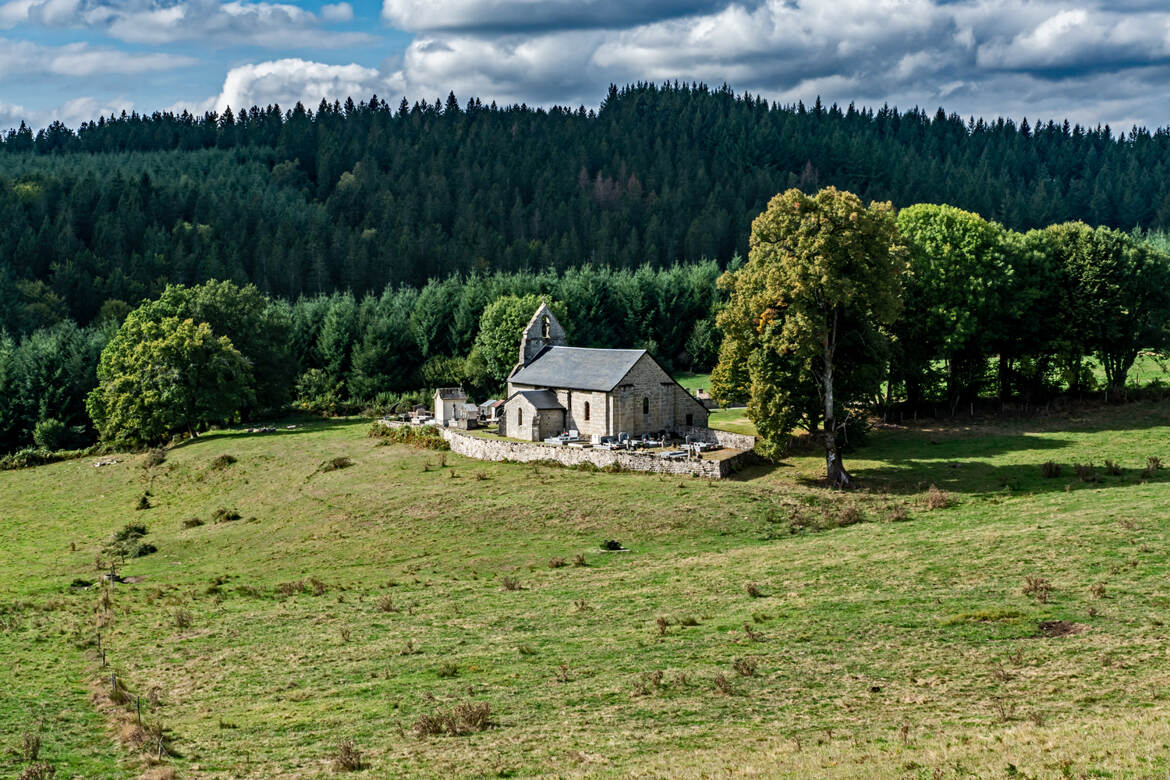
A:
170,416,365,450
860,433,1073,462
850,460,1170,496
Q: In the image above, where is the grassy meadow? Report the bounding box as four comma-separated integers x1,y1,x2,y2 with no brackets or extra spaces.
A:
3,403,1170,778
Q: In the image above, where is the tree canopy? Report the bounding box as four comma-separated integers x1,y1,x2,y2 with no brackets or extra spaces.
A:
713,187,905,484
87,314,254,447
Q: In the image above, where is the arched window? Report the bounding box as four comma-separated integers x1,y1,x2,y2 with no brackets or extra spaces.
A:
584,402,591,421
517,407,523,426
642,397,649,415
542,315,550,339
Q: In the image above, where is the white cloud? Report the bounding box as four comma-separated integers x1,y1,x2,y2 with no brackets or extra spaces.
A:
0,0,375,47
320,1,352,22
0,95,132,129
382,0,725,32
374,0,1170,127
0,98,27,126
0,37,196,77
214,58,390,112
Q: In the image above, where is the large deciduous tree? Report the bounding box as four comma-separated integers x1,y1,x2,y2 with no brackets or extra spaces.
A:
894,204,1013,410
473,294,568,387
712,187,905,487
87,314,254,447
1045,222,1170,398
137,281,293,413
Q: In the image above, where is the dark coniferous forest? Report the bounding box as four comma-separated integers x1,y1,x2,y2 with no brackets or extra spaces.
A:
4,82,1170,332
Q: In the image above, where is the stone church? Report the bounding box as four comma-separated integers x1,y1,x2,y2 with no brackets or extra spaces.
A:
500,302,708,442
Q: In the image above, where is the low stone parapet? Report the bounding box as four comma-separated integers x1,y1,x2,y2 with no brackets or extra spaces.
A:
674,424,757,452
438,427,755,479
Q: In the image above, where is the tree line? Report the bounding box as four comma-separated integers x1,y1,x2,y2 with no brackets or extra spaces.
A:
0,263,722,452
714,192,1170,477
4,195,1168,456
6,82,1170,339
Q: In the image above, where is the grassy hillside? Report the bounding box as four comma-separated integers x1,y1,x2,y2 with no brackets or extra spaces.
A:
3,405,1170,778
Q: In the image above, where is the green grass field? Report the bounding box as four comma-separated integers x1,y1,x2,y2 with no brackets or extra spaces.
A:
3,404,1170,778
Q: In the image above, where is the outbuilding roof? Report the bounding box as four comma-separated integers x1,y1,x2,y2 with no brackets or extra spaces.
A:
513,389,564,410
510,346,646,392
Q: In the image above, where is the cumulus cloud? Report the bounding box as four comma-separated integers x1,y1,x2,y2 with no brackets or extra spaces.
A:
320,1,352,22
0,99,28,126
20,0,1170,129
0,0,375,47
0,37,195,77
213,58,393,112
373,0,1170,127
0,95,133,128
382,0,730,33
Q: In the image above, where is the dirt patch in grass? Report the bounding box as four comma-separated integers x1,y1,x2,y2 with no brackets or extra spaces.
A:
1037,620,1087,637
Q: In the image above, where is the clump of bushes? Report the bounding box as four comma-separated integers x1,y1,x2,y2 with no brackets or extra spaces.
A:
182,517,204,529
412,702,492,737
105,522,157,559
1074,463,1098,483
923,485,954,510
332,739,364,772
368,423,450,451
1040,461,1061,478
141,448,167,469
1023,575,1053,603
316,456,354,473
733,657,758,677
277,577,328,597
1143,456,1164,478
212,508,242,523
33,418,73,451
209,454,237,471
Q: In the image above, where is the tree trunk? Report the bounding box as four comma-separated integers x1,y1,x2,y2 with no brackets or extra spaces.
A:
823,335,851,489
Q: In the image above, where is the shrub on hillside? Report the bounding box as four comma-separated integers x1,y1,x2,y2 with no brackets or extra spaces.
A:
368,423,449,451
0,447,96,471
105,522,156,558
32,418,70,451
141,448,167,469
412,702,491,737
923,485,954,509
1040,461,1061,478
209,454,237,470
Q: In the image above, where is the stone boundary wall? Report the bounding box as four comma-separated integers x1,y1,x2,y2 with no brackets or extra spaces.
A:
674,424,757,452
436,427,755,479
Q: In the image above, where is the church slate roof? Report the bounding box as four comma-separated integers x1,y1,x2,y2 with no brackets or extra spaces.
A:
514,389,565,409
510,346,646,392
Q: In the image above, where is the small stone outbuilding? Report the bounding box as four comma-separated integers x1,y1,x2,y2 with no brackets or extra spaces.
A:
433,387,467,426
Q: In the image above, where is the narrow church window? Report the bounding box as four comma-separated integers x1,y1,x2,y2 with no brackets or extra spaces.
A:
517,408,523,426
686,413,693,426
584,402,590,421
542,315,550,339
642,397,649,415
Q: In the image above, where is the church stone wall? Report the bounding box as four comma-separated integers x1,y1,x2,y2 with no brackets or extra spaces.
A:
610,355,708,436
438,427,756,479
502,394,564,441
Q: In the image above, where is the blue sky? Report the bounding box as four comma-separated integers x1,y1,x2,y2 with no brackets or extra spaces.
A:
3,0,1170,130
